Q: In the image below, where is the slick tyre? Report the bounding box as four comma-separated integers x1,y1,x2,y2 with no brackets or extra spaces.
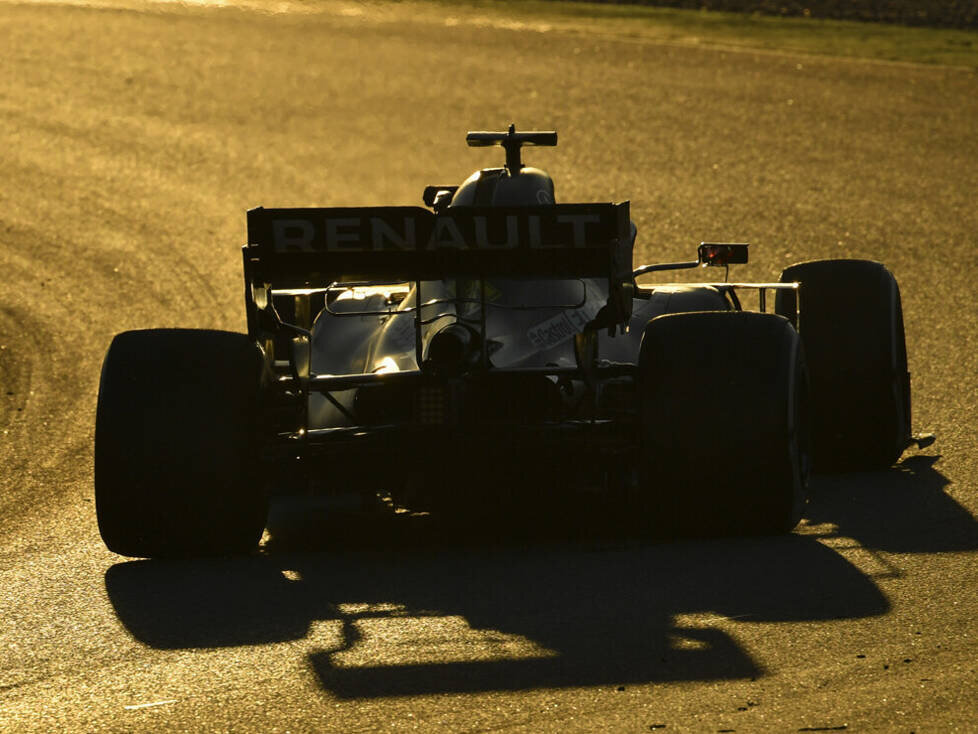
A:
95,329,267,558
776,260,910,472
638,312,809,537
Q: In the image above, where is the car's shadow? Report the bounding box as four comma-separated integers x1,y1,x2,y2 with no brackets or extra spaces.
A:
104,453,975,698
806,454,976,553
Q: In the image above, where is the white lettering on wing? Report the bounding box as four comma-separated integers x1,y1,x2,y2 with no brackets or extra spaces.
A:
474,215,519,249
370,217,416,250
556,214,601,248
325,218,362,250
428,218,466,249
273,219,315,252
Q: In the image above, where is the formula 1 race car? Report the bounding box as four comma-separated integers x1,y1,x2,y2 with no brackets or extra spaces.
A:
94,126,930,558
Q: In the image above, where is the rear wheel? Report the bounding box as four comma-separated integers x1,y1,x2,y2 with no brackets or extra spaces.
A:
776,259,910,471
637,311,809,537
95,329,268,558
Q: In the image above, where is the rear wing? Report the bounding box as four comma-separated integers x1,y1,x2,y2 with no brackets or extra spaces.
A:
244,203,631,284
244,203,634,340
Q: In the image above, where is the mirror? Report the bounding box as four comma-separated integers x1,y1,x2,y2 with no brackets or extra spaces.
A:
698,243,749,266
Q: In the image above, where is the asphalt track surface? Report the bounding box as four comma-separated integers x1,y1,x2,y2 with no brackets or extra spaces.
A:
1,1,977,731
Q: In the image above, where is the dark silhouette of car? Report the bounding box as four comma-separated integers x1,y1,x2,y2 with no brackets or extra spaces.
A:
94,126,929,557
